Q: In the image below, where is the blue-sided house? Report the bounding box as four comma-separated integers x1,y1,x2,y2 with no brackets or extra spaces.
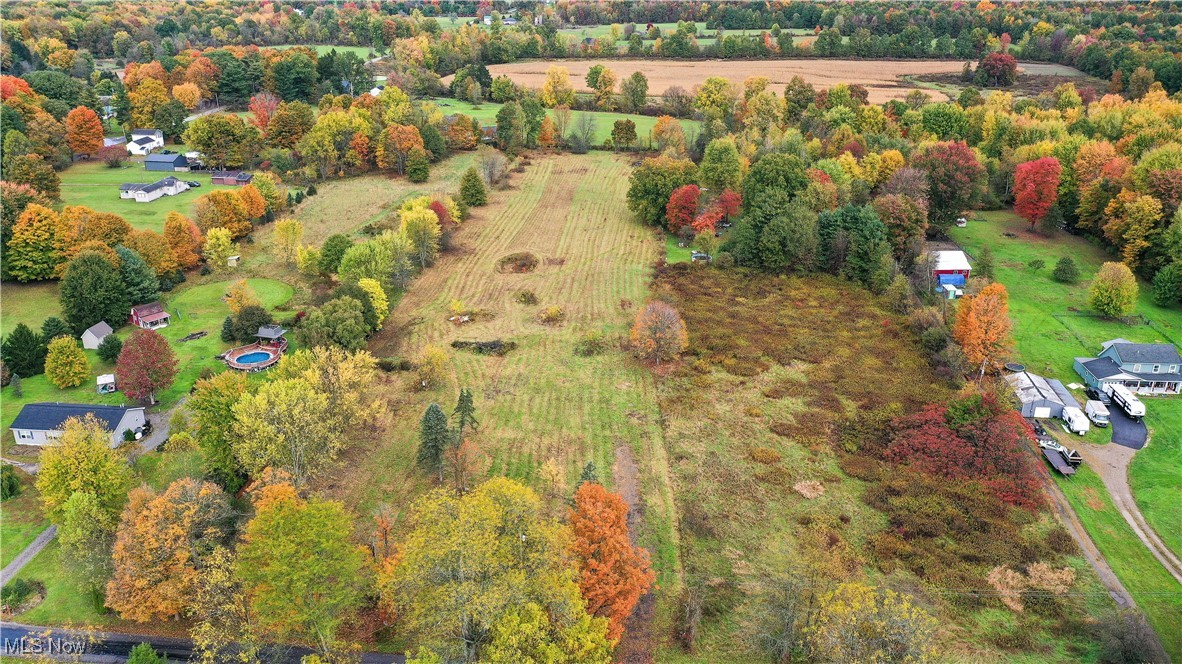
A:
1074,338,1181,396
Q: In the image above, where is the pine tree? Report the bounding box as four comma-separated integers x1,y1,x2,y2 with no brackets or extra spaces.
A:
406,148,430,183
453,388,479,440
418,403,452,482
579,461,599,486
116,246,161,305
975,245,995,281
1,323,48,377
1052,256,1079,283
40,317,72,341
460,167,487,207
10,373,22,397
221,316,235,342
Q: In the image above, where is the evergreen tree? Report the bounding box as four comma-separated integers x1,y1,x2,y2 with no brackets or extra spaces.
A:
1,323,48,376
453,388,479,440
406,148,430,183
116,246,160,305
97,335,123,363
1151,263,1182,307
221,316,236,342
40,317,72,341
60,253,130,335
460,167,487,207
976,245,996,281
1052,256,1080,283
9,373,22,398
418,403,452,482
579,461,600,486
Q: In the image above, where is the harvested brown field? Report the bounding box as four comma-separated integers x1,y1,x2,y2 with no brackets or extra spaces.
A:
483,58,1085,104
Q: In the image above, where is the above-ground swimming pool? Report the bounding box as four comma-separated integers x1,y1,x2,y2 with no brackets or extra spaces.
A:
235,351,272,365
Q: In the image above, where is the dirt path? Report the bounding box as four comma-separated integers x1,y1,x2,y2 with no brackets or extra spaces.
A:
613,443,656,664
1076,440,1182,585
0,525,57,587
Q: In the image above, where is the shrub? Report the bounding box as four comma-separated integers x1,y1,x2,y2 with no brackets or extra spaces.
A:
0,578,43,608
377,357,412,372
1,465,21,500
514,289,539,305
574,330,610,356
748,447,782,464
713,251,735,268
451,339,517,356
96,335,123,363
306,184,318,196
1051,257,1079,283
537,306,566,325
497,252,539,273
1027,259,1045,271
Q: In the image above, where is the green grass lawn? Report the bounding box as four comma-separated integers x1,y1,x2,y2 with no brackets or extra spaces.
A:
271,44,376,59
0,280,61,336
1129,402,1182,557
59,158,238,233
0,471,49,568
1056,467,1182,661
9,539,112,626
428,98,700,147
665,233,693,263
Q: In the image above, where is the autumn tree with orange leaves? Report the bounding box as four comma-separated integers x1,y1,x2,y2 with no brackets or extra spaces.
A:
953,282,1013,375
164,212,202,268
570,481,655,643
631,301,688,365
64,106,104,156
106,478,233,622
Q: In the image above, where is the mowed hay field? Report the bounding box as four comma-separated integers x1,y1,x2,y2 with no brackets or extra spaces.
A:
323,152,680,581
482,59,1086,104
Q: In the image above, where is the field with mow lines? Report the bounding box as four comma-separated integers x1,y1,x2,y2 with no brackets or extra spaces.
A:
333,152,679,579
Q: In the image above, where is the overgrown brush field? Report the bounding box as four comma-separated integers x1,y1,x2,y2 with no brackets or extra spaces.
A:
648,265,1107,663
321,152,680,583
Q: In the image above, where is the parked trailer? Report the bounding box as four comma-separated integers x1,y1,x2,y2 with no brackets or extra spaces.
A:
1038,439,1082,475
1061,406,1090,435
1104,383,1146,419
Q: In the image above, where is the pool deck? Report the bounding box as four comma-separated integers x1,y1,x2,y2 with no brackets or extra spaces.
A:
223,339,287,372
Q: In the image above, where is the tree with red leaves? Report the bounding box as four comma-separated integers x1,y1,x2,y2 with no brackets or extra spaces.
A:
569,481,655,643
0,75,33,100
980,52,1018,86
911,141,985,231
65,106,104,157
666,184,701,234
248,93,281,132
427,200,453,228
715,189,741,219
886,393,1041,509
115,328,178,405
1014,157,1061,231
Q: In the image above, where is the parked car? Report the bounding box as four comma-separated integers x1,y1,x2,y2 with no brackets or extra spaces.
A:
1085,386,1111,405
159,149,175,154
185,181,201,187
690,252,712,263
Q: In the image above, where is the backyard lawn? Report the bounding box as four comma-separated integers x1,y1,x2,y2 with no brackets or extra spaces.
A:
59,158,237,233
0,471,48,568
0,281,60,336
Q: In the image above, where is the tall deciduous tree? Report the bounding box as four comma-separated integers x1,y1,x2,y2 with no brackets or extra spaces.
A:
1014,157,1062,231
64,106,103,156
163,212,202,269
911,141,985,232
115,328,178,404
7,203,62,282
541,65,575,107
698,137,743,193
631,301,688,364
189,370,251,492
627,156,697,228
237,484,368,656
272,218,303,265
36,415,133,523
378,478,611,663
58,491,117,600
953,282,1013,374
106,479,232,622
666,184,701,234
247,93,280,131
44,335,89,388
570,482,655,643
232,378,338,485
1089,262,1139,319
202,228,234,272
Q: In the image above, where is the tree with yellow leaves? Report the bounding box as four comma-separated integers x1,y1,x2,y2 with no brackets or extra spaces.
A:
129,78,169,128
232,377,339,485
36,415,133,523
808,582,937,662
541,65,575,108
163,212,202,269
171,83,202,110
224,279,259,315
44,335,90,388
202,228,234,273
357,279,389,329
952,282,1013,375
272,218,304,265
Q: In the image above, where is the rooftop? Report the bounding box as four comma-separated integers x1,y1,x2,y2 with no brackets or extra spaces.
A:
84,321,113,337
11,402,140,432
933,250,971,272
1101,340,1182,365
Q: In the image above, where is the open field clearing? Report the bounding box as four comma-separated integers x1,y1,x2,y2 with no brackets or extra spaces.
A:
320,152,680,586
0,471,47,568
647,266,1107,662
290,152,477,245
271,44,376,59
59,158,237,233
482,59,1086,103
1,280,60,336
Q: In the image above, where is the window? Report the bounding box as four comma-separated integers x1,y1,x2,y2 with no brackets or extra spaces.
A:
1132,364,1140,372
17,431,32,440
1171,365,1179,373
1153,364,1161,373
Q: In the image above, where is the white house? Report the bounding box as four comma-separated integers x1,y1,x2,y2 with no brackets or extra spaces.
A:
119,176,190,203
10,403,146,447
126,129,164,155
81,321,113,350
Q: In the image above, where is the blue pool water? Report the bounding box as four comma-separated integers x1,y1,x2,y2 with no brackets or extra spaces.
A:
236,351,272,365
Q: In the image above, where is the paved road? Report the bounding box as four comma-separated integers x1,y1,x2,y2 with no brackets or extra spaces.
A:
0,622,405,663
1109,407,1148,449
182,105,226,124
0,525,56,587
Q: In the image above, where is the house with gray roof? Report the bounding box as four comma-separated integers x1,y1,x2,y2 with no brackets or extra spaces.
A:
119,176,189,203
1074,338,1181,395
126,129,164,155
10,403,146,447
